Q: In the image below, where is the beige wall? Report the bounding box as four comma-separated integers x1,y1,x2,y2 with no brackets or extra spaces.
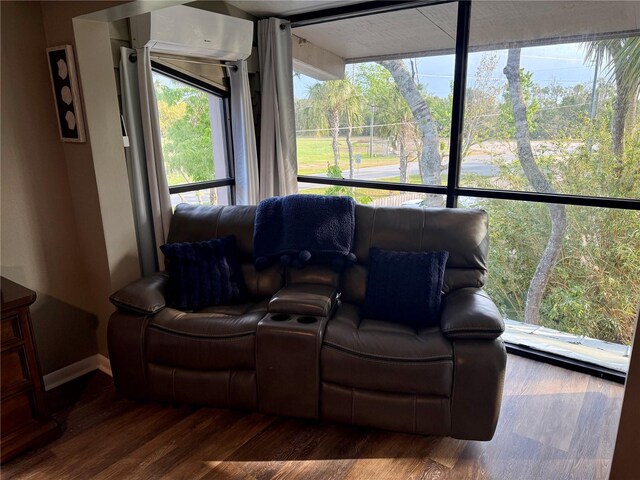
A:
41,0,140,361
1,0,137,373
1,1,99,373
0,1,255,374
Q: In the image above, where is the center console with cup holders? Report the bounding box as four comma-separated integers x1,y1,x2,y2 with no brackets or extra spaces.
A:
256,309,328,419
257,282,339,418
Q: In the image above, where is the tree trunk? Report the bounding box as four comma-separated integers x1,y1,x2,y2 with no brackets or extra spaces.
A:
504,48,567,326
611,71,630,159
209,188,218,205
399,131,408,183
346,125,355,179
628,90,637,127
379,60,441,194
329,109,340,166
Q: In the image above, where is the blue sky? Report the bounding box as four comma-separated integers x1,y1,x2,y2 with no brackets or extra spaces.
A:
294,42,596,99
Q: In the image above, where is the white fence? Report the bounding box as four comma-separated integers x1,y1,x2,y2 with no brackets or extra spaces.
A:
372,192,425,207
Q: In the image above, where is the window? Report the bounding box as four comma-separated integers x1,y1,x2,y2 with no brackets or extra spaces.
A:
298,181,446,207
290,0,640,377
462,197,639,373
459,2,640,375
294,1,457,207
460,39,640,200
152,64,234,206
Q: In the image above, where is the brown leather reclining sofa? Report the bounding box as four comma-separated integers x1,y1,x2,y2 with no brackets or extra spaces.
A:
108,203,506,440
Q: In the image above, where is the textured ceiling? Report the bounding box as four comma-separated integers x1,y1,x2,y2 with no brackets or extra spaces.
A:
288,1,640,62
226,0,366,18
226,0,640,62
294,2,457,62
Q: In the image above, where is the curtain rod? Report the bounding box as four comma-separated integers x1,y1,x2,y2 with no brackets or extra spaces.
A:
128,53,238,71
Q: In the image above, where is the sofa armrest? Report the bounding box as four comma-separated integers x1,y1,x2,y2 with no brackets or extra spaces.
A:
440,288,504,339
109,272,169,314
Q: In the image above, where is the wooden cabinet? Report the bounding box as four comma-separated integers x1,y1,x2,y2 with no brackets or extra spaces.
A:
1,277,60,463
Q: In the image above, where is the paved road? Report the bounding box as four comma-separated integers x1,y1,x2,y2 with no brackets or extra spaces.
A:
298,161,500,189
173,149,521,203
298,141,579,189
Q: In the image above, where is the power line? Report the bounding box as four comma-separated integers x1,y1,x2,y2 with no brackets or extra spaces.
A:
296,121,415,133
296,102,591,133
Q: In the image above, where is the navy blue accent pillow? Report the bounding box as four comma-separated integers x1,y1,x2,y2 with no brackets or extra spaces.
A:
363,248,449,329
160,236,246,311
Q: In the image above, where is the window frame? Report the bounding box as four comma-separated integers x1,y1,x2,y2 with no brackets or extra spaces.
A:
151,61,236,203
289,0,640,382
293,1,640,212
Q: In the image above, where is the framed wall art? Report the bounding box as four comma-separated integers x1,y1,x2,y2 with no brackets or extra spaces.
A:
46,45,86,143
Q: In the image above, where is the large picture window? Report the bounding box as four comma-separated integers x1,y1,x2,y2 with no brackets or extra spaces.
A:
290,0,640,378
152,64,234,206
294,1,457,207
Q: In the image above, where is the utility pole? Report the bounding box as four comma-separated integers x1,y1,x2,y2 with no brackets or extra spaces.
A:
589,58,600,121
369,104,376,157
587,53,600,152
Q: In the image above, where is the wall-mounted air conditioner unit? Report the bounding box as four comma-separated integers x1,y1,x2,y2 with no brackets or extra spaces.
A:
130,5,253,61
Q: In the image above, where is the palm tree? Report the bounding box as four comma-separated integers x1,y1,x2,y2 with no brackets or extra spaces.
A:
305,78,364,176
360,64,418,183
585,37,640,158
340,82,364,179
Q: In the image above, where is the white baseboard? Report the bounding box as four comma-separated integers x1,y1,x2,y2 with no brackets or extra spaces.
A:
43,354,112,391
97,354,112,377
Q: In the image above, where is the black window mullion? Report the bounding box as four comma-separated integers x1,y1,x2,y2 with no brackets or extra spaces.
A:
297,175,447,195
168,178,235,195
455,187,640,210
446,0,472,209
151,61,229,97
222,95,236,204
287,0,456,28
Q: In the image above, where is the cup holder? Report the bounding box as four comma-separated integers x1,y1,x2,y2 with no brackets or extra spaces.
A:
271,313,291,322
297,316,317,324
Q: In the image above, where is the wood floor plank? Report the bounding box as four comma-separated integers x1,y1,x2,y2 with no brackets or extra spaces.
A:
342,433,445,480
92,407,233,480
201,418,334,480
428,437,467,470
18,404,193,479
157,413,277,480
1,355,624,480
265,424,374,480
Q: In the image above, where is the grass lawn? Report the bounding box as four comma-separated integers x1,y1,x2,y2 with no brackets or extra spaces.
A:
297,136,401,175
299,174,428,203
300,185,392,199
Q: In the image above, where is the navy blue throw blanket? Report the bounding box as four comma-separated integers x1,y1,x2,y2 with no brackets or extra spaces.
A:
254,194,357,271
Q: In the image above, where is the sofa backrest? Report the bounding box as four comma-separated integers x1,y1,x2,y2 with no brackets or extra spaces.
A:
166,203,488,304
167,204,283,300
340,204,488,305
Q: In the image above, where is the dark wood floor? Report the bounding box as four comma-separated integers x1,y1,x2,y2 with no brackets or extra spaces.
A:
2,355,623,479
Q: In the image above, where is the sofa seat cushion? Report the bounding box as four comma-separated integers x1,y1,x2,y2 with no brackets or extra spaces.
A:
145,301,268,371
322,303,453,396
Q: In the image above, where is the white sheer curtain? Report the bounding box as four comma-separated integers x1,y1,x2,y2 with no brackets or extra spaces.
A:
228,60,260,204
257,18,298,198
136,47,172,267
